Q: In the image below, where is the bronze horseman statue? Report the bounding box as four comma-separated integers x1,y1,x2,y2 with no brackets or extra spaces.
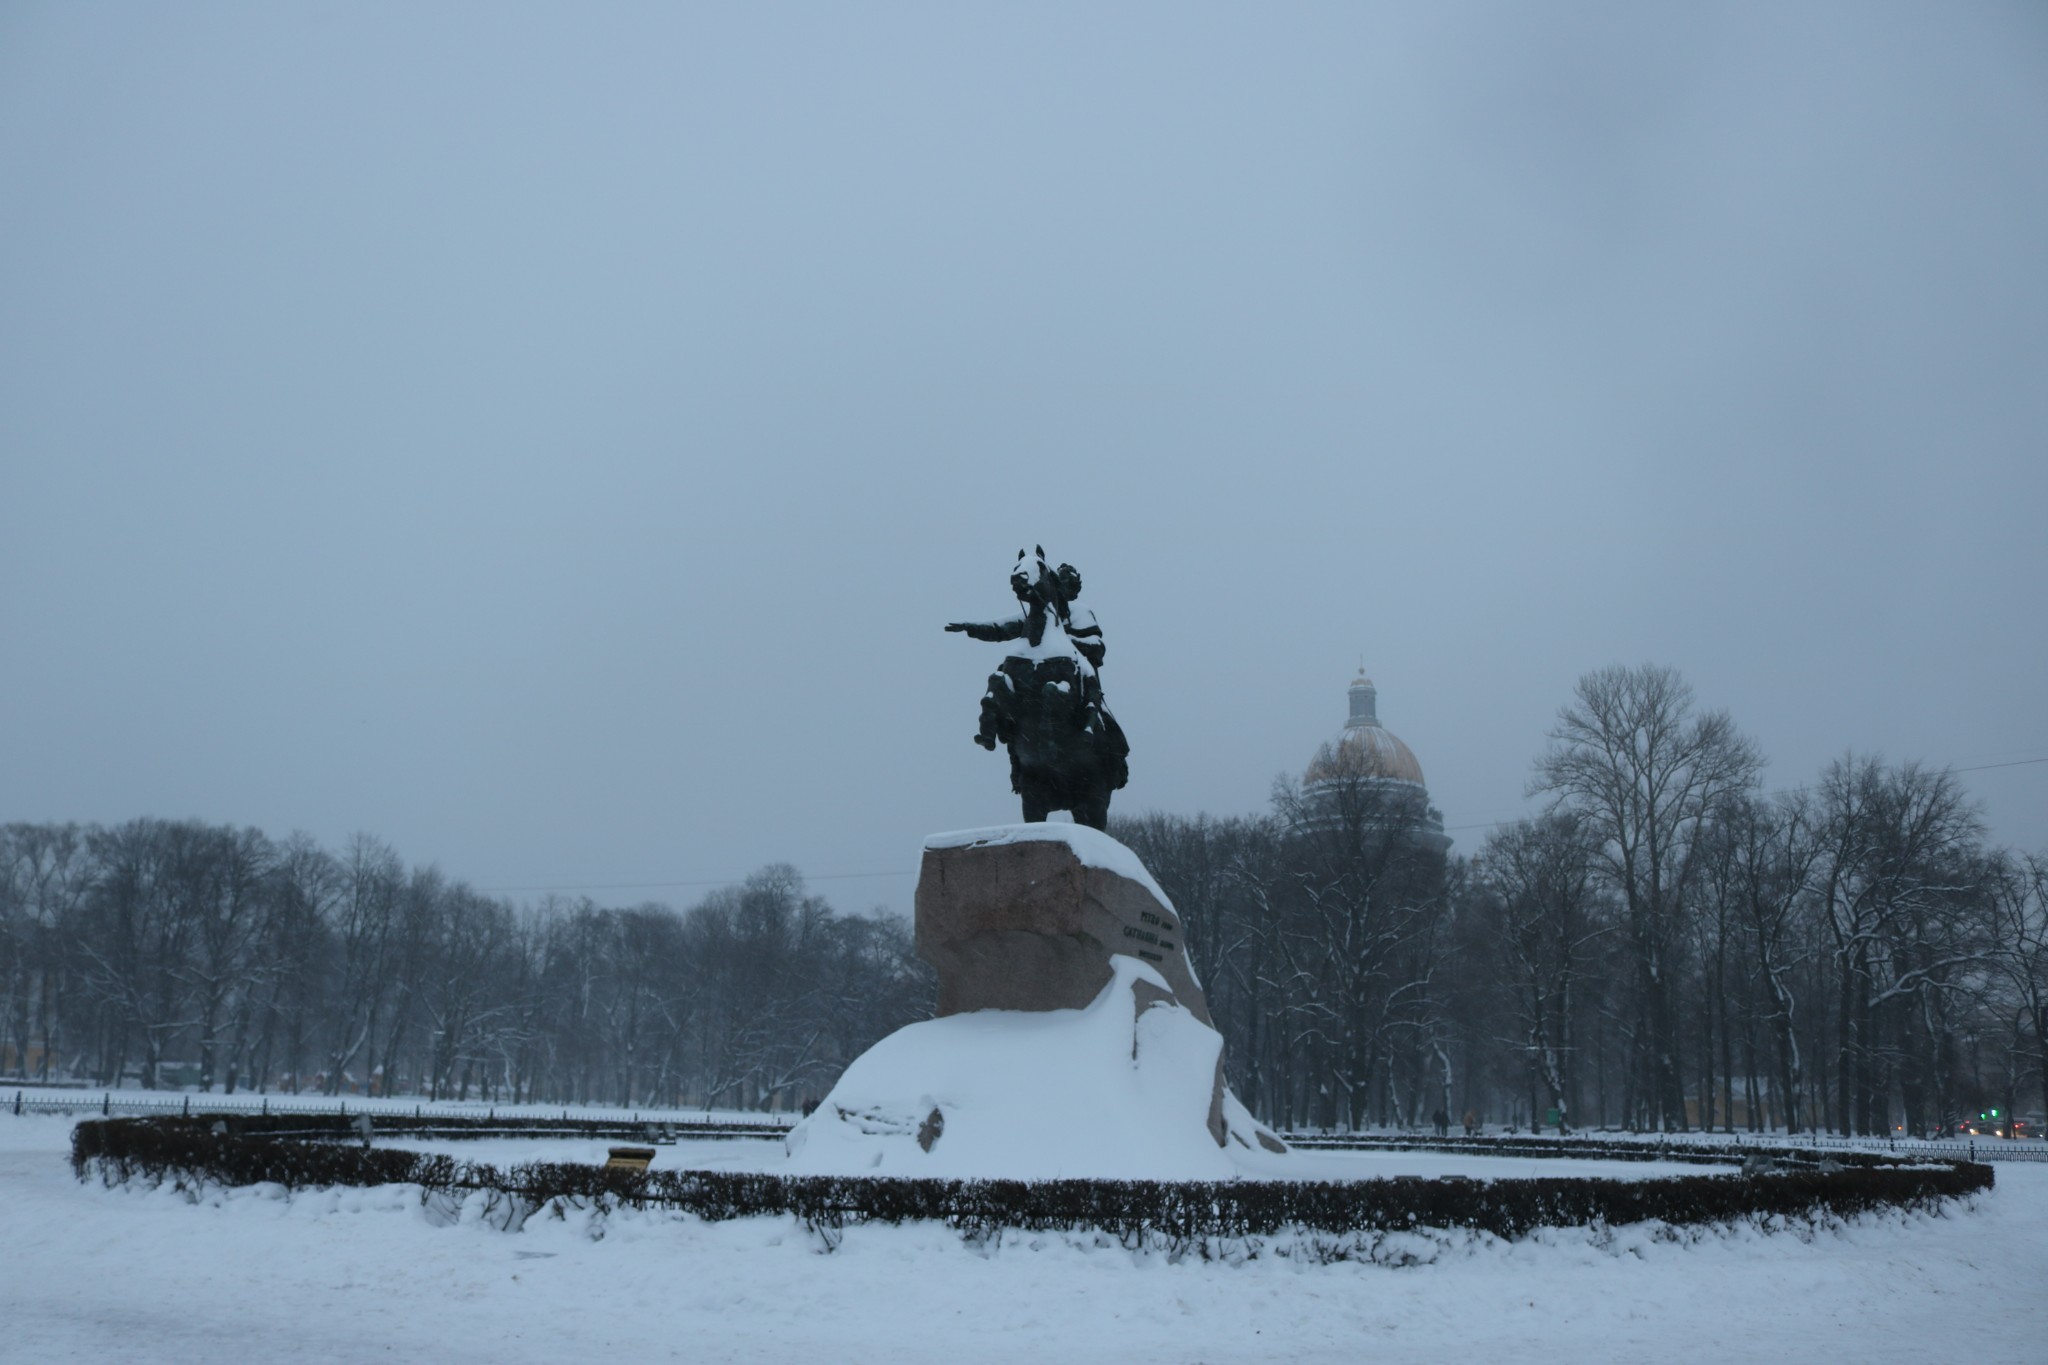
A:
946,547,1130,830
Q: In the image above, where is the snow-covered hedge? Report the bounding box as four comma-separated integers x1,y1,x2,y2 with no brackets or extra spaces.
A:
70,1116,1992,1242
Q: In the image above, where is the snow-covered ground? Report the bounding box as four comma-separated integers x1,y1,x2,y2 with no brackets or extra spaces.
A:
5,1114,2042,1363
384,1132,1732,1182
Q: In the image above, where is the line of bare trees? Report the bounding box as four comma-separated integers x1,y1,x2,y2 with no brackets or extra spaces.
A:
0,823,928,1110
1116,664,2048,1135
6,663,2042,1132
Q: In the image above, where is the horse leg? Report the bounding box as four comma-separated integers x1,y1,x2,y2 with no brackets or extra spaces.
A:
1071,788,1110,832
1019,785,1051,823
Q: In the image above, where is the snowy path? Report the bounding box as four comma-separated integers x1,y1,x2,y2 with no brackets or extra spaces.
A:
3,1115,2042,1363
383,1133,1735,1182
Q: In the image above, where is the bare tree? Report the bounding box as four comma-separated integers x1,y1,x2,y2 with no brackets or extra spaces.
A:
1531,664,1762,1130
172,824,274,1093
1980,851,2046,1136
1473,814,1609,1133
1270,758,1450,1131
1713,792,1826,1132
1986,852,2048,1131
0,823,91,1081
370,865,445,1097
420,886,520,1100
72,821,199,1087
320,834,401,1094
238,833,341,1093
1813,757,1991,1134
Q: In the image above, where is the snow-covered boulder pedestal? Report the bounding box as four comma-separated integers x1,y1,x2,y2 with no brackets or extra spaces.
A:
783,825,1284,1178
916,824,1211,1024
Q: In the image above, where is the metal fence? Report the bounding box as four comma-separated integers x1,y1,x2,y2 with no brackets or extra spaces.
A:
7,1088,796,1131
1754,1131,2048,1164
1279,1126,2048,1164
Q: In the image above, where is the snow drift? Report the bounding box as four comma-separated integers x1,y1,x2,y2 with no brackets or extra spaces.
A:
783,957,1280,1180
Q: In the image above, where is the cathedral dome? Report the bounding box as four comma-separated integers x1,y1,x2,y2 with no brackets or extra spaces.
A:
1303,670,1427,788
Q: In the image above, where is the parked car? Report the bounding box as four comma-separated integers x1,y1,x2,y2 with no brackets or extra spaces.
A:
1958,1114,2031,1139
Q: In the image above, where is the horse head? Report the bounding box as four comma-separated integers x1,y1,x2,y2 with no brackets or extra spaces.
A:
1008,546,1054,608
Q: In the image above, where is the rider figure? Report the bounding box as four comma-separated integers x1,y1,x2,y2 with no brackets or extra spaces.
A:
946,548,1060,750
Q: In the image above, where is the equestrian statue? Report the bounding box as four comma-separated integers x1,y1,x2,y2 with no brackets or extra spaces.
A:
945,547,1129,830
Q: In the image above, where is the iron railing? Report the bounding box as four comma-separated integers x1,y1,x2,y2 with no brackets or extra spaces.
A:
8,1087,795,1133
1278,1126,2048,1163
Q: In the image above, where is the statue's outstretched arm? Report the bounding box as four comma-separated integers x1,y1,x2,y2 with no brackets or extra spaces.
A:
945,615,1027,642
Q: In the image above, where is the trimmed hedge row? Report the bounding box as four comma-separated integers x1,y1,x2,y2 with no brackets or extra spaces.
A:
476,1162,1991,1241
70,1115,1993,1242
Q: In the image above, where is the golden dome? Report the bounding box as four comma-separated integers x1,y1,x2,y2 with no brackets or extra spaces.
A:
1304,726,1427,787
1303,670,1427,788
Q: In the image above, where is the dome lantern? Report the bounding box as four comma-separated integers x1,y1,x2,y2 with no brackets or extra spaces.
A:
1346,669,1379,728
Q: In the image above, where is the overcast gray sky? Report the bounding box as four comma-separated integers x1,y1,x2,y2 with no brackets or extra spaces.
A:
4,2,2044,916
